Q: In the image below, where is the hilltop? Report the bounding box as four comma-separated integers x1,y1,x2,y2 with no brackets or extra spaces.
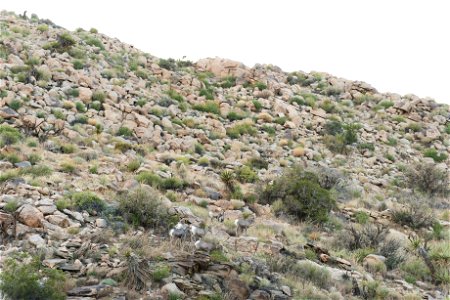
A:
0,11,449,300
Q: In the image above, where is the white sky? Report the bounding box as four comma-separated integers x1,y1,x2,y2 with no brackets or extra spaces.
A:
2,0,450,104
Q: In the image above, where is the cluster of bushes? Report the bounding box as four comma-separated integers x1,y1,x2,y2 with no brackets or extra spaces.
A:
423,148,448,163
118,186,176,229
226,122,257,139
405,162,448,196
193,101,220,115
0,255,67,300
43,32,76,53
323,121,362,154
158,58,192,71
259,166,336,223
136,171,186,191
0,125,22,146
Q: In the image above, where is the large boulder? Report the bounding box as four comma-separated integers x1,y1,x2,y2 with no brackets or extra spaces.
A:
18,204,44,228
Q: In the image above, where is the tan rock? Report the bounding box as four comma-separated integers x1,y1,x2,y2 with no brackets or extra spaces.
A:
18,204,44,228
78,87,92,103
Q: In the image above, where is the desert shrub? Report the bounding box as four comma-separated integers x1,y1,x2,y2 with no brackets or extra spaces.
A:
227,111,245,121
151,265,171,282
27,153,41,165
116,126,133,137
0,255,66,300
259,166,336,223
401,257,431,283
136,171,162,187
72,191,106,214
355,211,370,224
75,101,86,112
61,143,77,153
127,159,141,172
293,261,331,289
194,143,205,155
160,177,185,190
343,224,388,250
423,148,448,163
193,101,220,114
48,32,76,53
379,238,406,270
405,162,449,196
20,165,53,177
61,161,76,173
0,125,22,146
4,200,19,213
91,90,106,102
227,123,257,139
199,87,214,100
247,157,268,170
236,165,258,183
72,59,84,69
252,99,262,111
253,81,267,90
219,76,236,88
320,99,336,113
118,186,174,229
158,58,177,71
405,122,422,132
85,36,104,49
324,120,343,136
166,89,184,102
391,201,435,229
8,99,22,111
343,122,361,144
56,198,71,211
262,124,276,135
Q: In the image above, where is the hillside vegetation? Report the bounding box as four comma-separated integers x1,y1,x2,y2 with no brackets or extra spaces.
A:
0,11,449,300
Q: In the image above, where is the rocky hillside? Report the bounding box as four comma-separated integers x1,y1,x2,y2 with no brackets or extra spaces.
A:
0,11,449,300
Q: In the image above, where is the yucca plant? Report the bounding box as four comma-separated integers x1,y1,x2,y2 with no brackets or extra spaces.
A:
124,252,150,291
220,170,235,198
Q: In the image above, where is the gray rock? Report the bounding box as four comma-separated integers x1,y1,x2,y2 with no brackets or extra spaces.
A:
28,234,46,247
14,161,32,168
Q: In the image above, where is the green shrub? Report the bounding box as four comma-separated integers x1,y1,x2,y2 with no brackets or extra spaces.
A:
166,89,184,102
85,37,104,49
72,191,106,214
252,99,262,111
118,186,174,229
75,101,86,112
324,120,343,136
67,88,79,97
20,165,53,177
226,123,257,139
61,143,76,153
117,126,133,137
423,148,448,163
0,125,22,146
4,200,19,213
261,125,275,136
294,261,331,289
8,99,22,111
219,76,236,88
210,249,228,263
355,211,370,224
0,256,66,300
36,24,49,32
151,265,171,282
259,166,336,223
160,177,185,190
445,124,450,134
158,58,177,71
274,116,287,125
193,101,220,115
247,157,268,169
320,99,336,113
253,81,267,90
236,165,258,183
136,171,162,187
406,122,422,132
127,159,141,172
92,90,106,102
56,198,71,211
227,111,245,121
199,87,214,100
